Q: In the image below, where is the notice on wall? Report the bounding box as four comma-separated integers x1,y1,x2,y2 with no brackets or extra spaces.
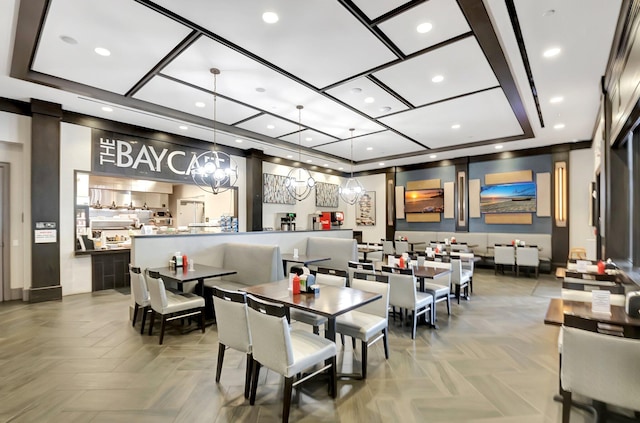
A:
34,229,57,244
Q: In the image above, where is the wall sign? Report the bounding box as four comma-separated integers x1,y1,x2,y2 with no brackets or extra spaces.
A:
91,129,230,184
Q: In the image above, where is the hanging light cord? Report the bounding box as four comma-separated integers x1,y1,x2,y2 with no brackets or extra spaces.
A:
211,68,220,151
349,128,355,178
297,105,303,162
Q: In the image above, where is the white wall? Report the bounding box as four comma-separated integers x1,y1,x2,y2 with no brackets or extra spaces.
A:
60,123,92,295
342,173,386,243
570,148,595,259
0,112,31,297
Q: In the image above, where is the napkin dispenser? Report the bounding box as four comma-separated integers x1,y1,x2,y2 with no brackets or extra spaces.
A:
625,291,640,317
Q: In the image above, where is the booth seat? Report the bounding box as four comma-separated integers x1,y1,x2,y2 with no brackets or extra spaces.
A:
487,233,551,262
305,237,357,273
204,243,284,291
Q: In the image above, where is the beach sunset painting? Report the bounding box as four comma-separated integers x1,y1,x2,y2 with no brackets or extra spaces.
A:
480,182,536,213
404,188,444,213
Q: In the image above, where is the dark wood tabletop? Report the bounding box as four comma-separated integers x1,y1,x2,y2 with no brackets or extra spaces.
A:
149,264,237,294
281,253,330,266
413,265,452,279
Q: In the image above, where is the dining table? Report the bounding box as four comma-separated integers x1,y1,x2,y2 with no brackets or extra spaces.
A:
281,253,330,272
413,265,452,327
357,245,382,261
148,264,237,296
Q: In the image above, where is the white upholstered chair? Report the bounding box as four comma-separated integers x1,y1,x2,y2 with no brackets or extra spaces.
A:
381,266,432,339
289,272,347,335
516,246,539,277
130,265,151,334
560,326,640,422
146,270,205,345
450,258,470,304
395,240,409,255
494,245,515,274
335,274,390,379
247,295,337,422
212,287,252,399
382,240,395,256
347,260,375,286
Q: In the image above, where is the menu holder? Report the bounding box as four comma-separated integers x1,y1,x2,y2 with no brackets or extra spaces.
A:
591,290,612,315
576,260,590,273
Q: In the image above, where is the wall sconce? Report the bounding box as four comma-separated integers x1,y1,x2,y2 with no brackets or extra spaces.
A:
555,161,567,227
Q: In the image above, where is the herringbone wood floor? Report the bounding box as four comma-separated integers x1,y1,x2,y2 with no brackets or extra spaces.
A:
0,269,598,422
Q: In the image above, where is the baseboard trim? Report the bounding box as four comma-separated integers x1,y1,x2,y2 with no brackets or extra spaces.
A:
10,288,22,300
27,285,62,303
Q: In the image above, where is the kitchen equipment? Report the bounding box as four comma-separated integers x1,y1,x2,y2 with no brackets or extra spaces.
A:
276,212,296,231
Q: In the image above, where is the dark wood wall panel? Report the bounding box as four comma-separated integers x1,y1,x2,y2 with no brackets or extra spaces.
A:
92,251,131,291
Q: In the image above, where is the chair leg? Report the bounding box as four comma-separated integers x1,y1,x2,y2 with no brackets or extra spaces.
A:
159,315,167,345
561,390,572,423
516,265,519,277
215,343,225,383
283,376,294,423
312,325,319,335
200,309,205,333
455,285,461,304
351,337,356,349
132,304,139,327
340,334,345,345
140,306,149,335
148,310,155,336
446,295,451,315
329,355,337,398
361,340,368,379
383,328,389,359
250,359,261,405
244,353,253,399
411,310,417,340
469,277,473,293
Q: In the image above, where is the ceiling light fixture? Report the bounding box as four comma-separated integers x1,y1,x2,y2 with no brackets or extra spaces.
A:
416,22,433,33
285,105,315,201
366,147,373,151
451,124,461,129
286,155,293,159
554,123,565,129
179,125,188,130
495,145,503,150
101,106,113,112
350,87,362,94
543,47,561,58
379,162,385,166
430,154,437,159
267,124,275,129
195,101,206,108
339,128,364,205
94,47,111,56
379,106,392,113
432,75,444,83
262,12,279,23
550,96,564,104
306,137,312,141
190,68,238,195
60,35,77,45
235,139,243,143
364,97,375,103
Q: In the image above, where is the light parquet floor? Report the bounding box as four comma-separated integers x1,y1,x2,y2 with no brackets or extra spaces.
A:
0,269,599,422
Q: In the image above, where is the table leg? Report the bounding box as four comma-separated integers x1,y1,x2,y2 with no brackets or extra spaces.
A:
325,317,336,342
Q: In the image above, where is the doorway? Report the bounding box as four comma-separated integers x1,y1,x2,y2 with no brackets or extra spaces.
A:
0,163,9,302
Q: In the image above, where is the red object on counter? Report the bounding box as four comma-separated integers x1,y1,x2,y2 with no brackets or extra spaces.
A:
292,275,300,294
183,254,188,268
398,256,405,268
597,260,605,274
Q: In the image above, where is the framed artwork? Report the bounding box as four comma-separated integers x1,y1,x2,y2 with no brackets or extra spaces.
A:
356,191,376,226
404,188,444,213
315,182,339,207
480,182,536,213
263,173,295,204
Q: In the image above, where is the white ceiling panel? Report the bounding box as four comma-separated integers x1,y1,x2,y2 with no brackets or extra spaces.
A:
378,0,471,55
133,76,258,125
351,0,410,20
373,36,498,106
279,129,338,148
315,130,424,161
153,0,398,88
236,114,302,138
325,77,409,117
380,88,523,148
32,0,191,95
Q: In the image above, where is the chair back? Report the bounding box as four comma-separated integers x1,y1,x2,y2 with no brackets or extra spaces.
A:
350,276,390,319
516,247,539,266
494,246,515,265
315,273,347,287
450,259,463,285
212,287,251,353
561,326,640,411
130,265,149,306
381,266,417,309
395,241,409,255
353,272,388,283
382,240,395,255
145,270,169,313
347,261,374,285
246,295,292,375
416,256,426,267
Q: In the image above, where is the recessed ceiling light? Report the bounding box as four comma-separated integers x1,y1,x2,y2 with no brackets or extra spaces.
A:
255,87,266,93
94,47,111,57
267,124,275,129
550,96,564,104
543,9,556,17
323,164,328,167
338,167,344,170
379,106,392,113
59,35,77,45
416,22,433,34
262,12,279,23
286,155,293,159
350,87,362,94
451,124,461,129
364,97,375,103
430,154,437,159
306,159,312,163
432,75,444,83
495,144,503,149
195,101,206,108
554,123,565,130
235,139,243,143
366,147,373,151
101,106,113,112
305,137,312,141
379,162,385,166
543,47,561,58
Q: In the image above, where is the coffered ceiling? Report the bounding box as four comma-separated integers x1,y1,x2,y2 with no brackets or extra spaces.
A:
1,0,622,171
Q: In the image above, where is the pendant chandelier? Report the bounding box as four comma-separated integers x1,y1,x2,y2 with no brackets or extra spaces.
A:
339,128,364,205
285,105,315,201
190,68,238,195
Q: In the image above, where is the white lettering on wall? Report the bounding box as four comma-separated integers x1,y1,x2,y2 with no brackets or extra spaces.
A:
116,140,133,167
167,151,186,175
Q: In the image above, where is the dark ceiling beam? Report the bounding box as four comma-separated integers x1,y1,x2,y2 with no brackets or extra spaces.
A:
456,0,534,138
370,0,428,26
367,74,415,109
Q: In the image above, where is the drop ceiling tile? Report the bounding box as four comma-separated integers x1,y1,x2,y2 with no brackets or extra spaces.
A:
378,0,471,55
153,0,398,88
279,129,338,148
373,37,498,106
133,76,258,125
351,0,410,20
236,114,301,138
32,0,191,95
325,77,410,116
315,130,424,161
379,88,523,148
